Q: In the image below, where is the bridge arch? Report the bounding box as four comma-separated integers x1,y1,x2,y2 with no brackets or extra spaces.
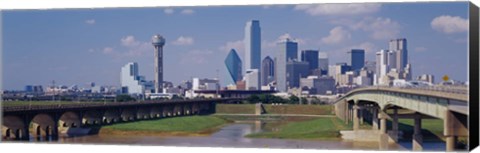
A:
82,110,104,125
2,115,26,140
103,109,121,124
30,113,55,138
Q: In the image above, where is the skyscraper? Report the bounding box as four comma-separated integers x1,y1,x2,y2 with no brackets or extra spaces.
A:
152,34,165,93
244,20,261,71
276,38,298,92
121,62,145,95
224,49,242,84
286,60,309,88
300,50,319,75
261,56,275,86
318,52,329,75
389,38,408,71
348,49,365,72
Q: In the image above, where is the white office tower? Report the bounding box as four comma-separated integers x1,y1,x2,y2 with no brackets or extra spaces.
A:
389,38,408,72
152,34,166,93
245,69,260,90
121,62,145,95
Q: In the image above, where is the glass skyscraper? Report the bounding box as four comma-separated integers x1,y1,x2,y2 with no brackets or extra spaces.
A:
276,38,298,92
244,20,261,71
318,52,329,75
348,49,365,72
262,56,275,86
224,49,242,84
301,50,319,74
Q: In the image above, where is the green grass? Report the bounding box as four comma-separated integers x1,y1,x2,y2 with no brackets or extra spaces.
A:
246,117,350,140
216,104,334,115
216,104,256,114
2,101,101,106
263,105,333,115
102,115,227,133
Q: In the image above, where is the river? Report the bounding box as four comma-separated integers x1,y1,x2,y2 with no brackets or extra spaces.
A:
48,121,446,151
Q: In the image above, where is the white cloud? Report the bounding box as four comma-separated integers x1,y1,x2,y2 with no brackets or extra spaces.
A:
102,47,114,54
181,50,214,64
321,26,351,44
276,33,306,44
85,19,95,25
172,36,194,46
181,9,195,15
121,35,140,47
349,17,401,40
431,15,468,34
414,47,427,52
219,40,244,54
164,8,174,14
294,3,381,16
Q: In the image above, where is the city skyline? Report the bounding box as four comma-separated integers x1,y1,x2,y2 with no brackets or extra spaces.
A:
3,2,469,90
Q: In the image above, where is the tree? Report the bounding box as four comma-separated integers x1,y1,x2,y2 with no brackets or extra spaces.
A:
116,94,136,102
288,95,300,104
247,94,260,104
300,97,308,105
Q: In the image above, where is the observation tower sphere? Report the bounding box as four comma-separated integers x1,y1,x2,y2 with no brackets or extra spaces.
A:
152,34,166,46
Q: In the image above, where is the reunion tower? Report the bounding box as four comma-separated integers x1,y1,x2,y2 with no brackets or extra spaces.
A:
152,34,165,93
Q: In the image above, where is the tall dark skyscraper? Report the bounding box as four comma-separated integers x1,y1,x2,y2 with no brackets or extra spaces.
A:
348,49,365,72
244,20,261,71
262,56,275,86
224,49,242,84
301,50,319,75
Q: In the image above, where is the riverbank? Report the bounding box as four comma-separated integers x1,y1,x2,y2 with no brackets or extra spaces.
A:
99,116,228,137
216,104,333,115
245,117,350,140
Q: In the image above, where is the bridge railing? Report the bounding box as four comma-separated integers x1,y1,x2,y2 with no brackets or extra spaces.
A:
2,98,243,112
395,85,468,95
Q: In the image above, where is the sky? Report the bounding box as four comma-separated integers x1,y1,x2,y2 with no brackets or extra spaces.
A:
2,2,470,90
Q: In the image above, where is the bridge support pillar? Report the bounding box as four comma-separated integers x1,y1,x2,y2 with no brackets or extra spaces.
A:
445,136,457,151
353,102,359,131
412,113,423,151
359,108,364,125
391,108,399,142
378,111,388,150
372,108,379,130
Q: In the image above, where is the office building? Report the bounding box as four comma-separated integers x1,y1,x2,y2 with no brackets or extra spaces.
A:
275,38,298,92
245,69,260,90
318,52,329,75
286,60,309,88
300,75,335,95
192,78,219,91
121,62,146,95
389,38,408,72
152,34,166,93
417,74,435,84
301,50,319,74
261,56,275,86
348,49,365,72
225,49,243,84
245,20,261,71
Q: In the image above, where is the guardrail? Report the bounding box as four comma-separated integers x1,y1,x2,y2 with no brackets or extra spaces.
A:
2,98,244,112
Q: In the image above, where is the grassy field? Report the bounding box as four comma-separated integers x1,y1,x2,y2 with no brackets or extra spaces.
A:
246,117,350,140
215,104,256,114
2,101,102,106
263,105,333,115
100,116,228,136
216,104,333,115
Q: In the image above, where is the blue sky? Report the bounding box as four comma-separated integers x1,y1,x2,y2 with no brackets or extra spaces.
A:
2,2,470,90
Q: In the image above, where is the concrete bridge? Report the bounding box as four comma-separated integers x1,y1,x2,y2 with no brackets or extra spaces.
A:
1,98,242,141
334,86,469,151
